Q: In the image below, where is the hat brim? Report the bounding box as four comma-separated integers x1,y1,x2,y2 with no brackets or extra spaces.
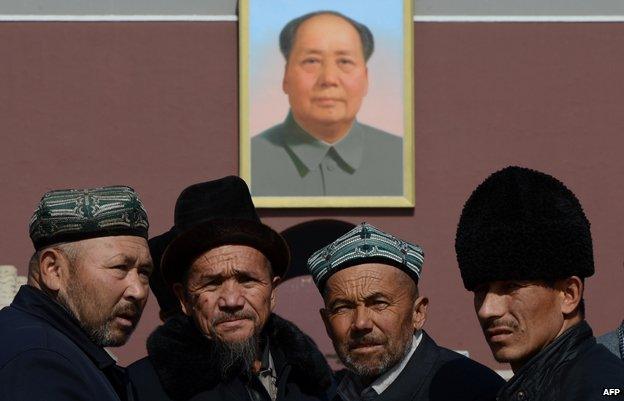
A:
161,218,290,286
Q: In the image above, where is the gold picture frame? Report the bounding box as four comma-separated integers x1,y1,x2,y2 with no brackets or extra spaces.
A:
239,0,414,208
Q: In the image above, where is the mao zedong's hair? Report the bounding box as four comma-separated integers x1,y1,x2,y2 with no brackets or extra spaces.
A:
279,10,375,62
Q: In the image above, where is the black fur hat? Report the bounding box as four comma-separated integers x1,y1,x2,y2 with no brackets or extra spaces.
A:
455,166,594,291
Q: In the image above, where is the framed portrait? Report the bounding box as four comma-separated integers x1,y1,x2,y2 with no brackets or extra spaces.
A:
239,0,414,208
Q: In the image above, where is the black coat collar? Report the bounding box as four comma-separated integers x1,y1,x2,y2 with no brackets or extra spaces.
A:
11,285,115,370
146,313,333,400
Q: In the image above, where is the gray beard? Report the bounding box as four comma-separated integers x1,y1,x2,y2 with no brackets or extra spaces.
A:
212,334,259,379
339,335,414,381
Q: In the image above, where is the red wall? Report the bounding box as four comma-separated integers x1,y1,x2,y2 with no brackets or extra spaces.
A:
1,22,623,370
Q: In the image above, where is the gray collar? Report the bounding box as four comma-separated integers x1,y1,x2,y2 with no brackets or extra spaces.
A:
281,112,364,174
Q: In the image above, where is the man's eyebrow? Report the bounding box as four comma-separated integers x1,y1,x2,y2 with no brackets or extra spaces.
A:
194,272,223,281
327,296,353,307
299,48,323,55
103,253,133,264
364,292,389,300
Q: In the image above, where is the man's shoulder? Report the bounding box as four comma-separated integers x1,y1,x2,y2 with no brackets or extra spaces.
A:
357,123,402,147
596,328,621,358
252,123,288,149
565,339,624,379
0,305,75,365
419,336,505,399
0,306,62,364
556,339,624,399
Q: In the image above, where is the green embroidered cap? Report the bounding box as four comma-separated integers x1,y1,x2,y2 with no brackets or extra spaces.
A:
29,185,149,250
307,222,424,289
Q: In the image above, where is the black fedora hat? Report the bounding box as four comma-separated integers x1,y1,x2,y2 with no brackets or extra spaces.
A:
160,176,290,286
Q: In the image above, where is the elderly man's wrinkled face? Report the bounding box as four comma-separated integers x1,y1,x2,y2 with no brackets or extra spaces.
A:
175,245,277,344
473,280,566,371
57,236,152,347
321,264,427,380
283,14,368,142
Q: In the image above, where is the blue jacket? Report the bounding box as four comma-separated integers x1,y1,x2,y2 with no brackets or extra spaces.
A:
0,285,132,401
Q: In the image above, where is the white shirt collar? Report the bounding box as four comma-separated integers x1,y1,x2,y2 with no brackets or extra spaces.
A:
370,331,422,394
337,331,423,400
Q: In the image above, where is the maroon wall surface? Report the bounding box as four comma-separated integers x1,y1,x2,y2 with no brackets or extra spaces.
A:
1,22,623,370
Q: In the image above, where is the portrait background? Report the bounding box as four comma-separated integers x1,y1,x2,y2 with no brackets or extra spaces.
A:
248,0,404,138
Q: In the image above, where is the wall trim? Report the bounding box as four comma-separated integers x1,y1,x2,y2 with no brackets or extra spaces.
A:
414,15,624,22
0,15,237,21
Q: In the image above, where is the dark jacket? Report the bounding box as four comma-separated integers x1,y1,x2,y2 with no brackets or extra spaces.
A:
498,321,624,401
128,314,333,401
0,285,132,401
333,331,504,401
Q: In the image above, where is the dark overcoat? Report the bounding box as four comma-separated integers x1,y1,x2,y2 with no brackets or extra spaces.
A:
333,331,504,401
128,314,333,401
0,285,132,401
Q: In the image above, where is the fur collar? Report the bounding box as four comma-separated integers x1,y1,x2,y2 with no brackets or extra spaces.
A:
146,313,333,400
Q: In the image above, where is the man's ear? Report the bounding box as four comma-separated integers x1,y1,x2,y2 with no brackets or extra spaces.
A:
282,64,290,94
270,276,281,311
557,276,583,316
38,249,67,292
412,296,429,332
172,283,191,316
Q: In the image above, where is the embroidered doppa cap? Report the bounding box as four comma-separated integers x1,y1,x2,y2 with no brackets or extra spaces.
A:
455,166,594,291
29,185,149,250
307,222,424,290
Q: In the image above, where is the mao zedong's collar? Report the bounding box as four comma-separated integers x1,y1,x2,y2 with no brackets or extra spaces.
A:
282,112,364,175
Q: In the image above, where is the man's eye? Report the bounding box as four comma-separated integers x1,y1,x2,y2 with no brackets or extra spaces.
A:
331,305,349,314
302,58,319,64
370,300,388,309
338,58,354,65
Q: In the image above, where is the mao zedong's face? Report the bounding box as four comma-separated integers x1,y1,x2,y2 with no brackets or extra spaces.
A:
283,14,369,142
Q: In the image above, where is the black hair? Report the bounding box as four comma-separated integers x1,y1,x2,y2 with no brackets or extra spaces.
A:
279,11,374,62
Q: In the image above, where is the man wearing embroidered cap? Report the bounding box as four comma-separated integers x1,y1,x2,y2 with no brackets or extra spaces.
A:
128,176,333,401
308,223,503,401
0,186,153,401
455,166,624,400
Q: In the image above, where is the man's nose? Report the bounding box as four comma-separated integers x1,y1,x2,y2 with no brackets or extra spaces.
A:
217,281,245,310
351,305,373,332
317,62,340,87
476,292,506,322
124,270,149,303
